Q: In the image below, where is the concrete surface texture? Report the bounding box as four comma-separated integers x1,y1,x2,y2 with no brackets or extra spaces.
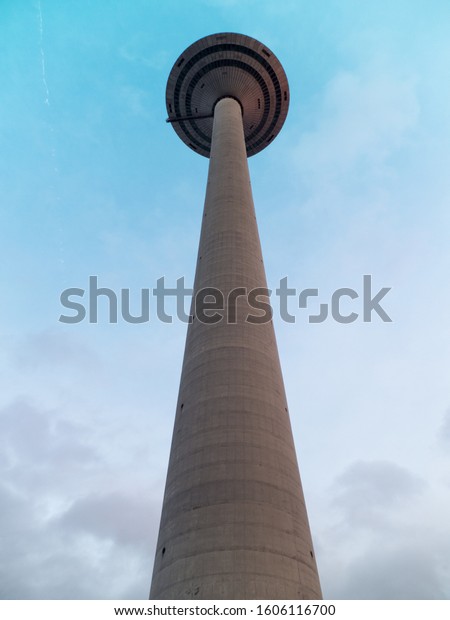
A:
150,96,322,600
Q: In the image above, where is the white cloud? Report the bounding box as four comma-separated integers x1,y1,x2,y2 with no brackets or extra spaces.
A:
119,86,150,118
438,408,450,449
59,491,158,548
118,45,169,71
339,545,447,600
0,327,168,599
333,460,425,525
292,69,420,199
0,395,160,599
315,460,450,599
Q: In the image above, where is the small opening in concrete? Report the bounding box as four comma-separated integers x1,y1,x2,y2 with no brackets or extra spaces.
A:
177,57,185,68
199,256,202,260
262,48,271,57
284,91,288,101
169,103,173,113
200,83,205,89
162,547,166,556
180,403,184,410
310,551,314,558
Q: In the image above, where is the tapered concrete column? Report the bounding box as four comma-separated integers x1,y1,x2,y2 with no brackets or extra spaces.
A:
150,97,322,600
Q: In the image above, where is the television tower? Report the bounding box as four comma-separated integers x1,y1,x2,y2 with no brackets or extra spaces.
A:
150,33,322,600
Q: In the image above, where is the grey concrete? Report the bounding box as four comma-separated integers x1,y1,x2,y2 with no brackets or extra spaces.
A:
165,32,289,158
150,98,322,600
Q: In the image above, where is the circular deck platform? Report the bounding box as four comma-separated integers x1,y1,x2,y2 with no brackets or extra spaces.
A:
166,33,289,157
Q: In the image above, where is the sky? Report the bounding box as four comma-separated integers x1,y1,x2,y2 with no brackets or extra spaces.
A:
1,0,450,600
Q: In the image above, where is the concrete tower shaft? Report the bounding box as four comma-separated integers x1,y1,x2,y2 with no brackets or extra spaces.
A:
150,95,322,599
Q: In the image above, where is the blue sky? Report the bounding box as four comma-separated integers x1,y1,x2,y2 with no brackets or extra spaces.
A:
1,0,450,600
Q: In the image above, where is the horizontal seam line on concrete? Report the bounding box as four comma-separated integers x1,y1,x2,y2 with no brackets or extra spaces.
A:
162,478,305,507
153,556,317,597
